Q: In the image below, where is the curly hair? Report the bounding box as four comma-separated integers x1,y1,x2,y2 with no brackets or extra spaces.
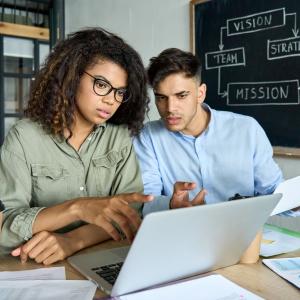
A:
147,48,202,89
25,27,150,137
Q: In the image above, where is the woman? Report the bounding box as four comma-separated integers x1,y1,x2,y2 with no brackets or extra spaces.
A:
0,28,152,265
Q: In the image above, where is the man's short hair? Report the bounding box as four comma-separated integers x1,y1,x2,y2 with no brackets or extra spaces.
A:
147,48,202,89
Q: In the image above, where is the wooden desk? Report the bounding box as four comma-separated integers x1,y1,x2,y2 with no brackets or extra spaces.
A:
0,242,299,299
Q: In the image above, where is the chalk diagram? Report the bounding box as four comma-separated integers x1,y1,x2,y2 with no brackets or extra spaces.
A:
204,7,300,106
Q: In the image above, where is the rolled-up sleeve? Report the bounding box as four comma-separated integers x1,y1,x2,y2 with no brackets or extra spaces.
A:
0,142,44,251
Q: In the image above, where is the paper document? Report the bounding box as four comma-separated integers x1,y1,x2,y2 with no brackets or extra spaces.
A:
260,224,300,257
117,274,263,300
0,266,65,280
271,176,300,215
263,257,300,288
0,280,97,300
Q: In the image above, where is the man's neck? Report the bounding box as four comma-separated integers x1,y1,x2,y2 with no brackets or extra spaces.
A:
181,106,211,137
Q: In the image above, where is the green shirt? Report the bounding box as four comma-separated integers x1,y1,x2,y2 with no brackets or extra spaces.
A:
0,119,143,252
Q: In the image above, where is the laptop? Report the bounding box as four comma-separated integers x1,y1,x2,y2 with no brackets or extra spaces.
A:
68,193,281,297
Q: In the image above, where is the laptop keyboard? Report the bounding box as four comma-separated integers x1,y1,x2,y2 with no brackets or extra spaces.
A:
92,262,123,285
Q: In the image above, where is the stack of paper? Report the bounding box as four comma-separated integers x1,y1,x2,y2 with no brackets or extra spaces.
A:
110,274,263,300
263,257,300,289
260,224,300,257
0,267,96,300
0,266,65,280
271,176,300,216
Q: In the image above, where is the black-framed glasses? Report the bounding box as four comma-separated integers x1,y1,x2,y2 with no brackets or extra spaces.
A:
84,71,130,103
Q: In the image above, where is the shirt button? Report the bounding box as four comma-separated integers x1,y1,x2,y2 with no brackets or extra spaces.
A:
79,186,85,191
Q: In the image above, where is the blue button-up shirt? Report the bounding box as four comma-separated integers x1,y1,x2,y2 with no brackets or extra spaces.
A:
134,105,283,216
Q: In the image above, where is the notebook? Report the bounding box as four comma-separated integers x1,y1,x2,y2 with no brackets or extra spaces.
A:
112,274,263,300
68,193,281,297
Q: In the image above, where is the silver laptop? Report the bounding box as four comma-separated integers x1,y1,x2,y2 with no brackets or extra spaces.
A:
68,193,281,297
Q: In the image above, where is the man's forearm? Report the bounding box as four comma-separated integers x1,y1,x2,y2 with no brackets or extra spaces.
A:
142,195,170,216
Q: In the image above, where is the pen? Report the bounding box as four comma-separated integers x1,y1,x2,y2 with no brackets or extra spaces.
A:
0,200,4,232
228,193,252,201
0,200,4,212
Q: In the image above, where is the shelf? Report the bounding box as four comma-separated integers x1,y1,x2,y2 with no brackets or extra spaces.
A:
0,21,49,41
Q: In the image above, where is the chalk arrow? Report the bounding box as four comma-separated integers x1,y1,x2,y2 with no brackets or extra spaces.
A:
217,68,228,98
292,28,299,37
219,27,226,50
286,13,299,37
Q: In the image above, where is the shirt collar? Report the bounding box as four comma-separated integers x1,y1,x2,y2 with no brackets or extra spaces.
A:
201,103,215,135
174,103,215,140
52,122,106,144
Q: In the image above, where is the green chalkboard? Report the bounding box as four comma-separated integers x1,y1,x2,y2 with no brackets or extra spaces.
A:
191,0,300,150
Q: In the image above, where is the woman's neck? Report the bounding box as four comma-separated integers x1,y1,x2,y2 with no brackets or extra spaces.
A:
65,119,94,151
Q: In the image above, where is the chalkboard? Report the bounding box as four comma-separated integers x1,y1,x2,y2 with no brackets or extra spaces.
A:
191,0,300,151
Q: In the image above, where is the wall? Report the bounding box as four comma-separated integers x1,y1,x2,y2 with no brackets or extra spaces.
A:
65,0,300,229
65,0,190,121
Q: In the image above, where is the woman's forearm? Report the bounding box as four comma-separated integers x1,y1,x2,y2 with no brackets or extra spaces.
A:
32,198,82,234
64,224,111,252
32,193,151,241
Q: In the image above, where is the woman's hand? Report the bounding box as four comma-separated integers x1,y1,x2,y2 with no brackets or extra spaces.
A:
11,231,78,265
73,193,153,242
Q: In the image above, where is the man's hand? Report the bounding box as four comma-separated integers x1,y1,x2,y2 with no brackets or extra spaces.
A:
170,182,207,209
74,193,153,242
11,231,77,265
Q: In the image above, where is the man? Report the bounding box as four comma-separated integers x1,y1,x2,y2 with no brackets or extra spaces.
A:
134,48,283,216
